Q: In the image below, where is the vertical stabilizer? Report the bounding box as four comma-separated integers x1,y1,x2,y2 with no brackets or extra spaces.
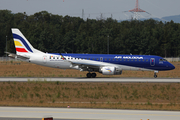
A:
12,28,44,55
12,28,34,55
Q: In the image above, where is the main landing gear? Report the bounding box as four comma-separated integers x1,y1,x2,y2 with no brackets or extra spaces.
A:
154,71,158,78
86,72,97,78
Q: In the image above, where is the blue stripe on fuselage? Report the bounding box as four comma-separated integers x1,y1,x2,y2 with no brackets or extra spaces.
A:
13,33,33,53
59,53,174,71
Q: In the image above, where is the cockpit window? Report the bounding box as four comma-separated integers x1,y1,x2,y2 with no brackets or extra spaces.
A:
159,59,167,62
163,59,167,62
159,59,163,62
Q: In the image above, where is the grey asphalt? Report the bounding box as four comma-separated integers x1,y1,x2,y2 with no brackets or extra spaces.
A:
0,107,180,120
0,118,85,120
0,118,88,120
0,77,180,82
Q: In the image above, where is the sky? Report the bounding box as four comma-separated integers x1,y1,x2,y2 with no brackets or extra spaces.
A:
1,0,180,20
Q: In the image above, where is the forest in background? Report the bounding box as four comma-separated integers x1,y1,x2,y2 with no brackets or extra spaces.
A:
0,10,180,57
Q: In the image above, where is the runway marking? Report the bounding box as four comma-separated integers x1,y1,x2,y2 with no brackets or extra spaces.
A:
1,78,180,83
1,110,180,117
0,116,124,120
0,116,125,120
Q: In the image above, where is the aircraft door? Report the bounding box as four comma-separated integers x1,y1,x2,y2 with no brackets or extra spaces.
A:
42,56,47,64
150,58,155,66
100,57,103,62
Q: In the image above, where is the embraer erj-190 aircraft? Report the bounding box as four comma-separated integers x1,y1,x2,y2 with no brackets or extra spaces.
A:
6,28,175,78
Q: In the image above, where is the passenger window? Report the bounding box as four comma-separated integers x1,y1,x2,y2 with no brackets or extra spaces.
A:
146,59,148,62
97,58,99,60
135,59,137,61
127,59,129,61
120,59,122,61
142,59,144,61
105,58,107,61
109,58,111,61
53,57,55,59
116,59,118,61
139,59,141,61
49,56,51,59
131,59,133,61
124,59,126,61
113,59,114,61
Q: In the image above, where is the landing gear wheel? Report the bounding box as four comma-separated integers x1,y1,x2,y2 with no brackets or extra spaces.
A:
154,74,157,78
86,73,92,78
154,71,158,78
92,73,97,78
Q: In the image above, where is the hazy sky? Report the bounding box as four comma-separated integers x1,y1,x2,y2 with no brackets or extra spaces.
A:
1,0,180,20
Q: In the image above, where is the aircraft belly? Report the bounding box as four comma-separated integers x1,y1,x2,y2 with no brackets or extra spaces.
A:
48,61,71,69
56,61,71,69
120,65,152,71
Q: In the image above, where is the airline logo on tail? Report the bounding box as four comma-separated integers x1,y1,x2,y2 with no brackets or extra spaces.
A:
12,30,33,53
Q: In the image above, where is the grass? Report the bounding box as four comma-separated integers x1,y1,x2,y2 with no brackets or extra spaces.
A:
0,61,179,78
0,82,180,110
0,61,180,110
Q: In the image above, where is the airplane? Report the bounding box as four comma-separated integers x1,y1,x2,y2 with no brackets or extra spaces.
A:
6,28,175,78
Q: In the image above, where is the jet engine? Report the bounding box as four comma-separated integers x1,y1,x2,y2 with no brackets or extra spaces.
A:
99,67,122,75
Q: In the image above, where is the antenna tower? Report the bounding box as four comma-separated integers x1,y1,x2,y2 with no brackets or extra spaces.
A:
123,0,150,20
82,9,84,19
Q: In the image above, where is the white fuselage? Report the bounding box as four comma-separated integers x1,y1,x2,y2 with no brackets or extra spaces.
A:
28,53,152,72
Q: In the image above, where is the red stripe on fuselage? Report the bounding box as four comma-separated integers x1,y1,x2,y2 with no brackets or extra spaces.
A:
16,48,28,52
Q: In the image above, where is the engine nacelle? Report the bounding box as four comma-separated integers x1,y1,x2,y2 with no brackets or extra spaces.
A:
100,67,122,75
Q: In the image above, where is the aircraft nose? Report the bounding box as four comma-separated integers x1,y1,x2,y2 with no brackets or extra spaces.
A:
169,63,175,70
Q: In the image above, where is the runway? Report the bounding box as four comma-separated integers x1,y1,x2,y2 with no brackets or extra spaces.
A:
0,107,180,120
0,77,180,82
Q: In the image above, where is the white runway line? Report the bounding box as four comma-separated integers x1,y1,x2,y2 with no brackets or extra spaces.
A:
0,107,180,120
0,77,180,82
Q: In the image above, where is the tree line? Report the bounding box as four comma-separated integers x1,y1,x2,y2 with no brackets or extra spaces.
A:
0,10,180,57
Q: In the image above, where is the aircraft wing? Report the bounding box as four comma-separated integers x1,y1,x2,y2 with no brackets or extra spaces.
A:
60,53,101,70
68,60,103,72
5,52,30,60
71,61,101,68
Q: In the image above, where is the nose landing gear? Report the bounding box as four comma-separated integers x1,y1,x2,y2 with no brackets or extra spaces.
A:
154,71,158,78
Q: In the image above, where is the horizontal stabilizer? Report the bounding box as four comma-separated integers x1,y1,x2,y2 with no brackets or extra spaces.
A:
5,52,30,60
